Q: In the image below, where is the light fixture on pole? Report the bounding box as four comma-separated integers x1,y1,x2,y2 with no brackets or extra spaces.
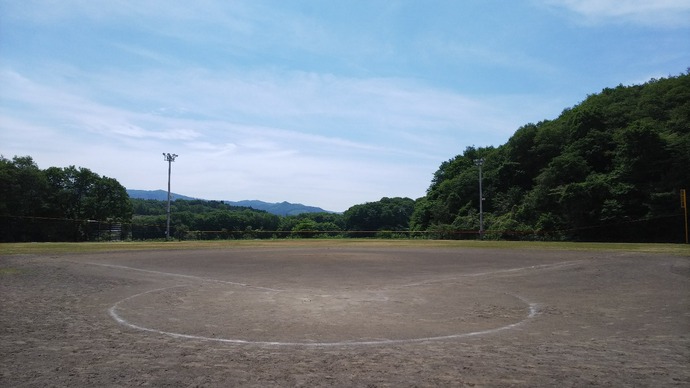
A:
163,153,178,240
474,158,485,239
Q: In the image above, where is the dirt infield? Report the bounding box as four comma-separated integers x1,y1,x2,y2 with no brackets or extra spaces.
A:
1,244,688,386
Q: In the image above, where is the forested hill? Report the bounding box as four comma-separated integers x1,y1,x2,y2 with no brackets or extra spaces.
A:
127,189,331,216
227,200,330,217
126,189,199,201
411,72,690,242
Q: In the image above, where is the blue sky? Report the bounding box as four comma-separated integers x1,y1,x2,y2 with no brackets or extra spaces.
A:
1,1,689,212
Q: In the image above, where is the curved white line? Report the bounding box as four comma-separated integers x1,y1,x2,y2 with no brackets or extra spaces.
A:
101,258,578,347
90,263,282,292
396,260,583,288
108,286,539,347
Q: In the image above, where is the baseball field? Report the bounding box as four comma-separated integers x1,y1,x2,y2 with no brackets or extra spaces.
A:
1,240,688,386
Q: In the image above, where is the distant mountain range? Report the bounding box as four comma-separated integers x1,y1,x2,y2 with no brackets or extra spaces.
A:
126,189,333,216
127,189,199,201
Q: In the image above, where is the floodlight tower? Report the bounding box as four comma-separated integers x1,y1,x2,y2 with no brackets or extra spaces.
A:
163,153,178,239
474,158,485,239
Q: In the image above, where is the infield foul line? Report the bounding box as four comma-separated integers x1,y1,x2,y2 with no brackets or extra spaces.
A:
88,262,282,292
396,260,584,288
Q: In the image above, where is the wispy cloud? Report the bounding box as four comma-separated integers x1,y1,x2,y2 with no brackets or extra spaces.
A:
110,43,179,66
52,67,521,150
110,125,201,141
538,0,690,27
1,64,538,210
418,36,560,77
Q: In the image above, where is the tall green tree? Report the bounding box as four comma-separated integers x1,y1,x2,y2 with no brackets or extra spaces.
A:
414,71,690,242
0,157,132,241
44,166,132,222
0,156,49,241
344,197,415,235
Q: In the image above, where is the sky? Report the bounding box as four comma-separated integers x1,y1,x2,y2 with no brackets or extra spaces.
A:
1,1,689,212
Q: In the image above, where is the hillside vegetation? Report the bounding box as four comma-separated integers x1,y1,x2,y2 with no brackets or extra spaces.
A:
412,72,689,242
0,158,131,241
129,197,412,240
127,190,331,216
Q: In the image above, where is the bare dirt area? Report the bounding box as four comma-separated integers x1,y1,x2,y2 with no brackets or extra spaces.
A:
1,245,689,387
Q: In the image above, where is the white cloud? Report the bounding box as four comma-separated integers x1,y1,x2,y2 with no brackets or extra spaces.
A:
0,58,556,211
63,67,522,152
109,125,201,141
539,0,690,27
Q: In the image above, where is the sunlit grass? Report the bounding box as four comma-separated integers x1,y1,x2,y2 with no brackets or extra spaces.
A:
0,267,22,275
0,239,688,256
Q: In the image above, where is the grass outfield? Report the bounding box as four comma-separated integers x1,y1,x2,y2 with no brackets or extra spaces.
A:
1,239,688,256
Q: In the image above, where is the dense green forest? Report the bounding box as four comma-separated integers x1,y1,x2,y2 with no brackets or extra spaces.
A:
0,153,413,240
0,156,132,241
1,72,688,242
412,72,689,242
129,196,413,240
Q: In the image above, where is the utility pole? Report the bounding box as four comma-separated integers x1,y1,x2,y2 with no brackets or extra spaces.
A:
163,153,178,240
682,189,688,244
474,158,485,239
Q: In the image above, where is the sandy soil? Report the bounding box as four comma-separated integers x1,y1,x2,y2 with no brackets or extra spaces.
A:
1,246,688,387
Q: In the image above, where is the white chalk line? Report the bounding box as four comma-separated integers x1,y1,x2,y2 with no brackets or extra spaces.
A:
98,260,578,347
108,285,539,347
395,260,584,288
90,260,581,292
88,262,282,292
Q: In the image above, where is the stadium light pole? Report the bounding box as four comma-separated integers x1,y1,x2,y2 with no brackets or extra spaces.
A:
163,153,178,240
682,189,688,244
474,158,485,239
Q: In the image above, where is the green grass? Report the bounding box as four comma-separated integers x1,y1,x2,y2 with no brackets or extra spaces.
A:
0,239,688,256
0,267,23,275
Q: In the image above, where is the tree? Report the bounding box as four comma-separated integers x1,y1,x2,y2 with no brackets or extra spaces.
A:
414,72,690,242
344,197,415,235
0,157,133,241
292,219,318,238
0,156,49,241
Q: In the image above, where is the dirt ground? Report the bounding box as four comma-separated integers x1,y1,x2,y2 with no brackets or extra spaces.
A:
1,246,688,387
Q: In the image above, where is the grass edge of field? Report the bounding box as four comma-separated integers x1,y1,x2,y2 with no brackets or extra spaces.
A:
0,239,688,256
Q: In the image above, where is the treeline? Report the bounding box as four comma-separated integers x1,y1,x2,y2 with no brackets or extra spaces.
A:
132,199,281,239
0,153,415,241
411,72,690,242
131,197,415,240
0,156,132,241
